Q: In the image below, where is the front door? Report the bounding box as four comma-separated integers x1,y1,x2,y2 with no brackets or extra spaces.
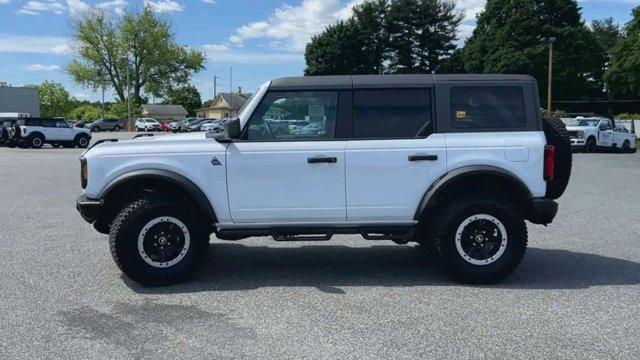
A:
598,119,614,147
226,90,347,224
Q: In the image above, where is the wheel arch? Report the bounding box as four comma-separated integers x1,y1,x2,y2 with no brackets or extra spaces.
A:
99,169,217,224
414,165,533,221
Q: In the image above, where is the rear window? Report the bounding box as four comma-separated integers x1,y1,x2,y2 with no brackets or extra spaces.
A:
450,86,525,129
354,89,431,139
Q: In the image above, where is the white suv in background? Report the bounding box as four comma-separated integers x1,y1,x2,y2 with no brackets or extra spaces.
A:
10,117,91,149
135,118,161,132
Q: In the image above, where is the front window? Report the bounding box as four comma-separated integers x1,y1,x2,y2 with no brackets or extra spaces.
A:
569,118,600,127
244,91,338,141
54,119,69,128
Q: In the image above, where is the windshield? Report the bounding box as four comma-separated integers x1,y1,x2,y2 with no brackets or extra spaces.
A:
570,119,600,127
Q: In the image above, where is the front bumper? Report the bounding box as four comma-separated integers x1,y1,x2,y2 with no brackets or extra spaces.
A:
528,198,558,225
570,138,585,150
76,195,104,224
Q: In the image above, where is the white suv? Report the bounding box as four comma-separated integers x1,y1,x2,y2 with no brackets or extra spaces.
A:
76,74,572,286
10,117,91,148
135,118,161,132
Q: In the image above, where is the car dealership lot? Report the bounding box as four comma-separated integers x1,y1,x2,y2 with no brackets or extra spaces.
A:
1,133,639,359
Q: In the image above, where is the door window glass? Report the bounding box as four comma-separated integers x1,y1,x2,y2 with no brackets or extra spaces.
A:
450,86,526,129
54,119,69,128
354,89,431,138
245,91,338,141
40,119,55,127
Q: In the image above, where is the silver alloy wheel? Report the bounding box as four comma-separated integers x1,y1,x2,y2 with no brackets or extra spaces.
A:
78,137,88,147
455,214,507,266
32,137,42,147
137,216,191,268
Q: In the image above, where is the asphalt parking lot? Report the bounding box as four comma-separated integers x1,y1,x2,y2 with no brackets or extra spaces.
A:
1,132,639,359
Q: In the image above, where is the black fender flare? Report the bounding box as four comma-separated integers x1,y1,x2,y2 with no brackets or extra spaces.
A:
98,169,217,223
414,165,533,220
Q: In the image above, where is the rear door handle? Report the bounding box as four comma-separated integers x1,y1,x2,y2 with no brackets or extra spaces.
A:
308,156,337,164
408,154,438,161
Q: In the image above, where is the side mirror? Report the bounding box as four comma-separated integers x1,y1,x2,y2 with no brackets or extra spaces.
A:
208,118,241,143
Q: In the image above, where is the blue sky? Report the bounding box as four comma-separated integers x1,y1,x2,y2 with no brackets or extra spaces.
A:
0,0,638,102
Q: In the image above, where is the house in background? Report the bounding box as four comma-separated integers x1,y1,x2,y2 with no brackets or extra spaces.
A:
140,104,188,122
0,87,40,117
196,89,250,119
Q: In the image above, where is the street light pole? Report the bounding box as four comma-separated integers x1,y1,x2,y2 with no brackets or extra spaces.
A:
126,55,131,131
97,69,105,119
547,37,556,113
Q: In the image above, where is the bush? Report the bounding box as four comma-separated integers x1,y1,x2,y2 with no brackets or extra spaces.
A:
616,113,640,120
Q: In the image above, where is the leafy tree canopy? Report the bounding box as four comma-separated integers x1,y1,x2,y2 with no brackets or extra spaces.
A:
68,104,101,120
162,85,202,116
604,7,640,99
461,0,606,100
305,0,462,75
68,6,205,104
27,80,75,117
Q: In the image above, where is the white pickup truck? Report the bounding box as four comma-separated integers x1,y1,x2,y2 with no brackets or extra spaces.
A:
567,117,637,153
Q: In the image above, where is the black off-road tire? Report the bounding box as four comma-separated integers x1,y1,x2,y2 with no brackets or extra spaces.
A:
29,134,44,149
542,116,572,199
74,134,90,148
109,197,209,286
114,126,121,132
621,140,631,153
432,194,527,284
585,137,596,153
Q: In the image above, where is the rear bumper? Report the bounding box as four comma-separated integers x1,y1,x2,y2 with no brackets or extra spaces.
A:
76,195,104,224
528,198,558,225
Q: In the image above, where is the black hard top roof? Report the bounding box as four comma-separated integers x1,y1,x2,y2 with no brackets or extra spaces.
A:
269,74,536,90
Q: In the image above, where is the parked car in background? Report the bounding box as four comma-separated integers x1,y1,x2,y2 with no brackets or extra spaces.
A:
9,117,91,149
187,118,214,132
74,121,88,128
86,118,124,132
170,118,195,133
567,116,637,153
200,119,228,133
135,118,161,132
160,121,171,132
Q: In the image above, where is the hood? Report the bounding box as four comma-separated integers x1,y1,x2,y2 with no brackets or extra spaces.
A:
84,132,227,157
566,126,595,131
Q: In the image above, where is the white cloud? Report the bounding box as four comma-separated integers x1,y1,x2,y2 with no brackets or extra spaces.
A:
203,43,229,52
229,0,364,52
97,0,128,15
24,64,63,71
0,34,74,54
66,0,91,16
0,0,11,5
144,0,184,13
200,0,215,4
17,0,66,15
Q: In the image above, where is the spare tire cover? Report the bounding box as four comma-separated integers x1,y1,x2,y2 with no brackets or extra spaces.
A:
542,116,572,199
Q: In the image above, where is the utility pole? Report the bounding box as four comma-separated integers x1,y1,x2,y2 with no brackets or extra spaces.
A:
126,55,131,131
229,67,233,116
213,75,217,99
97,68,105,119
547,37,556,113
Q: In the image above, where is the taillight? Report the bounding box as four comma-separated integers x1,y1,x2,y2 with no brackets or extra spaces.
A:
544,145,555,181
80,157,88,189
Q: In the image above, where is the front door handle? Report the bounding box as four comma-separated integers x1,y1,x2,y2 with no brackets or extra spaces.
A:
308,156,337,164
408,154,438,161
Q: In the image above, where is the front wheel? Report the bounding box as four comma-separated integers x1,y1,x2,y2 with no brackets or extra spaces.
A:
114,126,121,132
74,134,90,148
585,137,596,153
30,134,44,149
109,197,209,286
432,194,527,284
91,126,100,133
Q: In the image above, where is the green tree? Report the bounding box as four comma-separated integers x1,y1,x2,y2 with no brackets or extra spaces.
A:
304,0,461,75
30,80,75,117
591,18,621,54
461,0,606,101
386,0,462,73
68,104,101,120
162,85,202,116
305,20,371,75
68,6,205,104
604,7,640,99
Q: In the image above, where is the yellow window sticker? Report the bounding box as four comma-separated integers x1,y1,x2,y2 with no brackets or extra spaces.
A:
456,110,466,119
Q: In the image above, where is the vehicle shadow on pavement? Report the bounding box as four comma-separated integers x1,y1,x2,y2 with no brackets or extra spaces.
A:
124,244,640,294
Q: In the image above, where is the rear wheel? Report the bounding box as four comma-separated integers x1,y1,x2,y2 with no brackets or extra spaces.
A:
432,194,527,284
114,126,121,132
92,126,100,132
109,197,209,286
74,134,90,148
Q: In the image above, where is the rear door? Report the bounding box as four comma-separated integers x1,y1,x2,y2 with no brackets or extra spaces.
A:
226,90,349,224
345,88,447,222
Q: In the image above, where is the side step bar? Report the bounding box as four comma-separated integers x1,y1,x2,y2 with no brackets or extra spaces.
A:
216,225,415,243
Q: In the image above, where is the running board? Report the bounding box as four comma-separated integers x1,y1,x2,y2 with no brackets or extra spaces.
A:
216,225,415,243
